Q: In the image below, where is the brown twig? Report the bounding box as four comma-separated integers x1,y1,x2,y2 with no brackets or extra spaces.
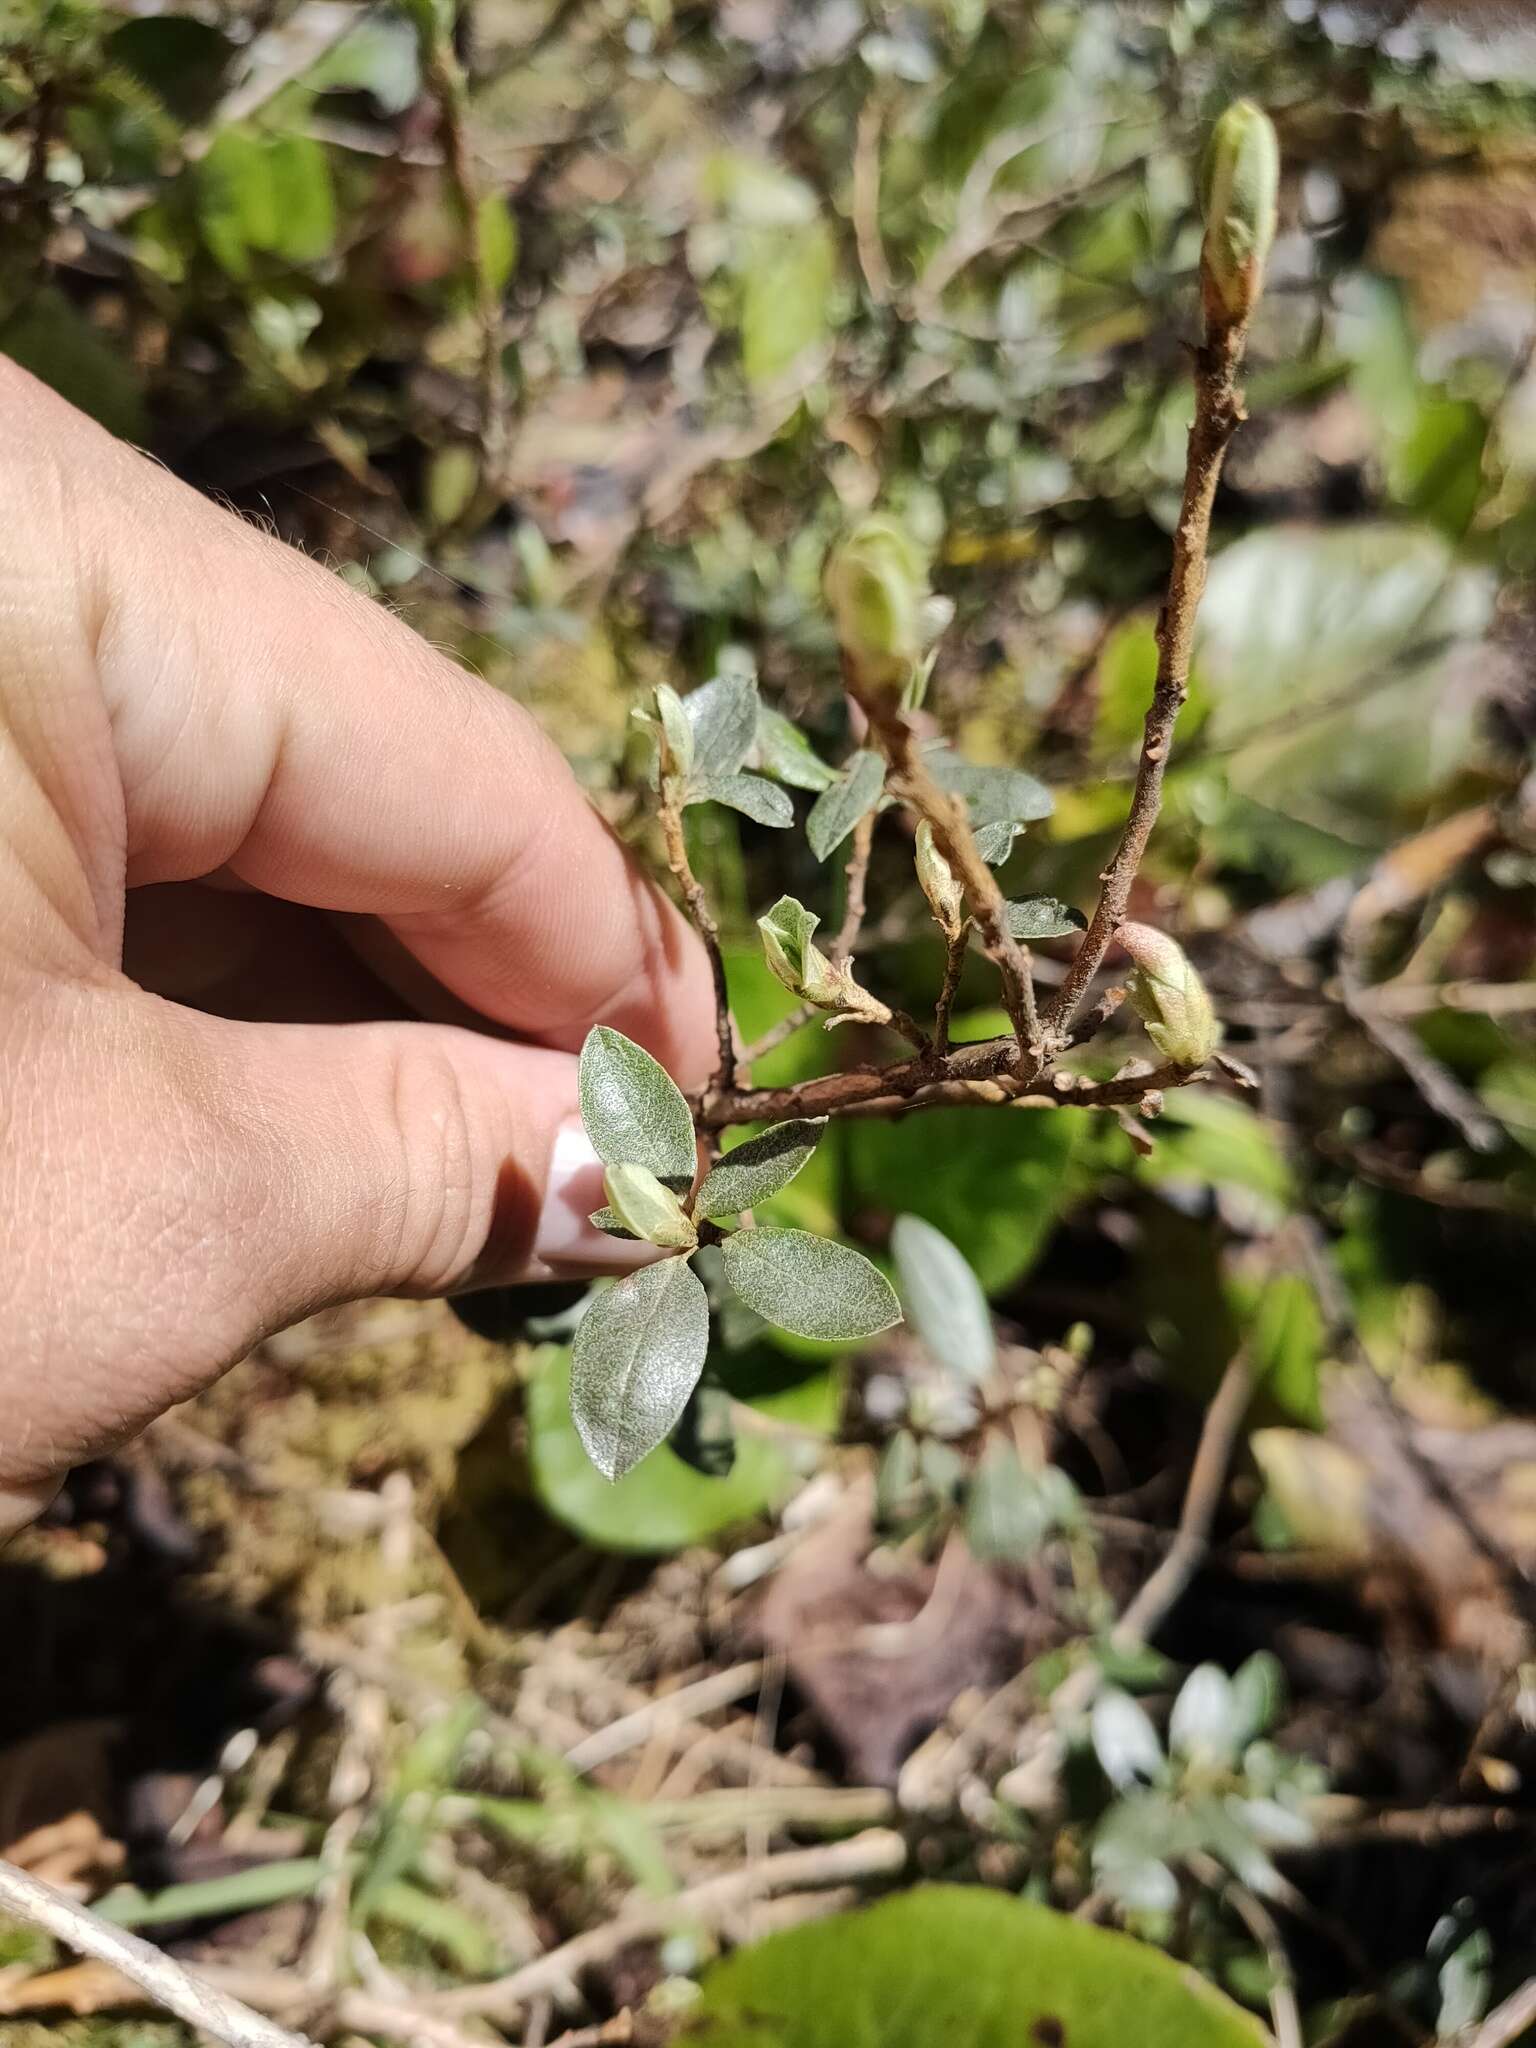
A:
0,1860,316,2048
851,92,892,305
857,695,1039,1063
694,1037,1187,1131
1044,311,1251,1041
933,927,970,1055
831,809,877,965
660,791,736,1098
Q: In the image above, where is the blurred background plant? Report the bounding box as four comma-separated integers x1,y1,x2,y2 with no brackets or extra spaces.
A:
7,2,1536,2045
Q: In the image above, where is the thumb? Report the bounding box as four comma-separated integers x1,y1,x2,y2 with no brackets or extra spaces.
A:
3,985,652,1522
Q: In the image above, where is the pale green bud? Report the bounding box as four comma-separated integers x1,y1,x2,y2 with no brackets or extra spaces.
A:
758,895,891,1026
1199,99,1279,327
914,821,966,940
824,516,931,692
1120,922,1221,1069
602,1162,698,1249
654,683,694,786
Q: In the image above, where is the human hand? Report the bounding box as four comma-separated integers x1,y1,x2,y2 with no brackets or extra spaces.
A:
0,360,715,1536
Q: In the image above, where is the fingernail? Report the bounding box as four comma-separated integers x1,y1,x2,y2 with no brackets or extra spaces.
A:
532,1121,664,1276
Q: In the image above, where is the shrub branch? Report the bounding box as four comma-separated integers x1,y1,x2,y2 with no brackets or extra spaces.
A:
1043,310,1251,1041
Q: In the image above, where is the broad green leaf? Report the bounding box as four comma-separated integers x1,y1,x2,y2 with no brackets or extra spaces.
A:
602,1164,697,1249
1196,524,1493,843
756,706,837,792
696,1120,827,1217
720,1229,900,1342
685,672,758,782
739,218,835,388
805,749,885,862
197,126,336,277
529,1348,790,1554
694,770,794,827
688,1886,1266,2048
1005,896,1085,941
570,1259,709,1480
891,1214,995,1382
578,1027,697,1192
846,1105,1079,1294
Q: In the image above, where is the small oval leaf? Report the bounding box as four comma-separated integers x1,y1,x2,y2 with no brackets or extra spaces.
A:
1005,897,1085,942
578,1027,698,1192
693,770,795,827
720,1228,900,1342
696,1119,827,1218
756,705,837,792
685,673,759,783
891,1214,996,1383
805,749,885,862
571,1258,710,1480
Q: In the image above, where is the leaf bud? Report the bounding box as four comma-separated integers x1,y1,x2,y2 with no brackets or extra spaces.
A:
602,1163,698,1250
1119,922,1221,1069
914,821,966,940
1199,99,1279,329
824,516,931,693
758,895,891,1026
653,682,694,787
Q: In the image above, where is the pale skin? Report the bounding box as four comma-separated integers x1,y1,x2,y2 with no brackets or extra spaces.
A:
0,360,715,1537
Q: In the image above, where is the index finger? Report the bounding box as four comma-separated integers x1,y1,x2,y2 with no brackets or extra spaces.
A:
6,362,717,1090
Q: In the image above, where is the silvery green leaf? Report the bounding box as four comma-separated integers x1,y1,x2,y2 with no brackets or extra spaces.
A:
1090,1688,1165,1788
684,673,758,782
1229,1649,1284,1745
805,748,885,862
720,1228,901,1342
589,1205,638,1240
655,683,694,782
578,1026,698,1192
603,1163,698,1249
974,821,1018,865
570,1257,710,1480
695,1119,827,1218
1091,1792,1184,1912
755,705,837,792
692,770,795,827
1168,1663,1240,1767
927,747,1054,827
891,1213,995,1383
1005,897,1085,942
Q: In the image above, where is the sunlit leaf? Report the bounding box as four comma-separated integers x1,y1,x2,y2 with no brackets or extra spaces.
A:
696,1120,826,1217
570,1258,710,1480
756,705,837,792
529,1348,790,1554
1005,896,1085,941
694,770,795,827
685,673,759,783
689,1886,1266,2047
805,749,885,862
578,1026,698,1192
721,1228,900,1342
891,1214,995,1382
